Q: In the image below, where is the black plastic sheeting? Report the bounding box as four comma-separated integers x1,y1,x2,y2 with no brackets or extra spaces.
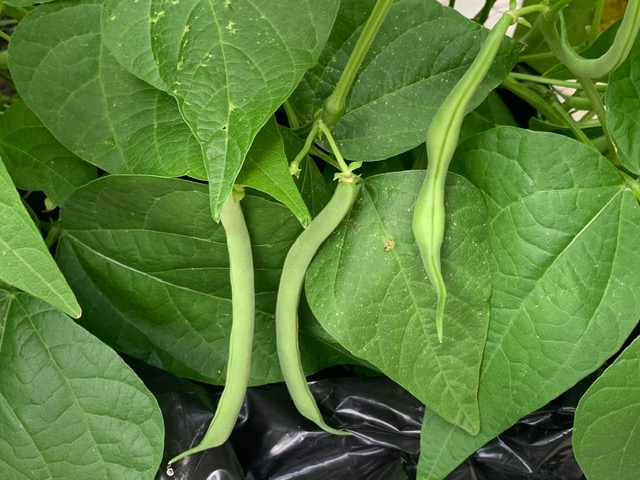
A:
133,362,586,480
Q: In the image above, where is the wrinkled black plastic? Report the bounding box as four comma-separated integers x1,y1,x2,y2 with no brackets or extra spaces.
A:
134,361,585,480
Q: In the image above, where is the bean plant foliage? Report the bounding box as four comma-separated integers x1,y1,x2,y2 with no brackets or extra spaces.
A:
0,0,639,478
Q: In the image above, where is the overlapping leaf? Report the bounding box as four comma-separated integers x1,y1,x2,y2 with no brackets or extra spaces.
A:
288,0,521,161
418,127,640,479
607,32,640,174
573,335,640,479
102,0,340,219
8,0,206,179
237,118,310,226
56,175,353,386
0,291,163,479
0,100,97,205
306,171,491,435
0,159,80,317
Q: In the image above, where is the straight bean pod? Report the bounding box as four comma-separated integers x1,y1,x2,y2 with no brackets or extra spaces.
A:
412,11,516,343
276,178,358,435
169,191,255,465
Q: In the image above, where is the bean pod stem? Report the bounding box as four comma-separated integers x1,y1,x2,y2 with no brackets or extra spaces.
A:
412,11,516,343
169,189,255,465
276,178,358,435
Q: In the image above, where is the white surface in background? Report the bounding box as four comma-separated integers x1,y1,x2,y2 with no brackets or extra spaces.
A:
439,0,524,35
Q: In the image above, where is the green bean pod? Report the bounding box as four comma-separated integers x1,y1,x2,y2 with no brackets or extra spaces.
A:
276,178,358,435
412,11,515,343
169,191,255,465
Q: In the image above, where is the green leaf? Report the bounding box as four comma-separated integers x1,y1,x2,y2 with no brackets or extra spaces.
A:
4,1,54,6
418,127,640,479
102,0,340,220
237,118,311,227
573,335,640,479
56,175,353,385
0,290,164,479
459,91,518,144
306,171,491,435
8,0,206,179
288,0,521,161
606,33,640,174
0,159,80,318
0,100,97,205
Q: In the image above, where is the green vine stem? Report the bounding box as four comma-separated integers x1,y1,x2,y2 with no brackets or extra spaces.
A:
509,72,607,91
0,50,8,68
577,75,617,159
540,0,640,78
588,0,606,46
501,76,567,125
321,0,394,128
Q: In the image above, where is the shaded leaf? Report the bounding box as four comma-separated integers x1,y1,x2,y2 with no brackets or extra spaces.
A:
0,100,97,205
0,291,163,479
607,32,640,174
0,158,80,317
306,171,491,435
8,0,206,179
418,127,640,479
289,0,520,161
237,118,310,227
102,0,340,219
56,175,353,386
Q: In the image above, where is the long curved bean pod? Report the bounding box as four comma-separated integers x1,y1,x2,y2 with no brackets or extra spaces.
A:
276,178,357,435
169,191,255,465
412,11,515,343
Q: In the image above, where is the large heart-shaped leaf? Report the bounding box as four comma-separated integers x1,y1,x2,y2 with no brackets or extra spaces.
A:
8,0,206,179
102,0,340,219
288,0,520,161
0,290,163,479
573,335,640,479
0,159,80,317
56,175,353,386
306,171,491,435
0,100,97,205
417,127,640,479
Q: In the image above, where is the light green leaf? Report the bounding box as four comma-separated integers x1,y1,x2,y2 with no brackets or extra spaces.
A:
0,100,97,205
0,159,80,317
0,290,164,479
288,0,520,161
418,127,640,479
573,335,640,479
8,0,206,179
102,0,340,219
606,32,640,174
237,118,311,227
56,175,353,386
306,171,491,435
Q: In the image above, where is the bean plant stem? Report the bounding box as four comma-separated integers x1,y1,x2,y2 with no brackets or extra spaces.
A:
169,190,255,466
577,75,617,157
588,0,606,46
509,72,607,91
322,0,394,128
317,121,351,174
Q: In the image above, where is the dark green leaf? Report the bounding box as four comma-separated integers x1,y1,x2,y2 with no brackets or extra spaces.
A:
573,335,640,479
289,0,520,161
0,291,163,479
8,0,206,179
0,100,97,205
0,159,80,317
102,0,340,219
306,171,491,435
418,127,640,479
56,175,352,385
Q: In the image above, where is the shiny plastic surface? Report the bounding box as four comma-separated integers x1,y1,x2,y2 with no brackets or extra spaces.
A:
136,361,585,480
